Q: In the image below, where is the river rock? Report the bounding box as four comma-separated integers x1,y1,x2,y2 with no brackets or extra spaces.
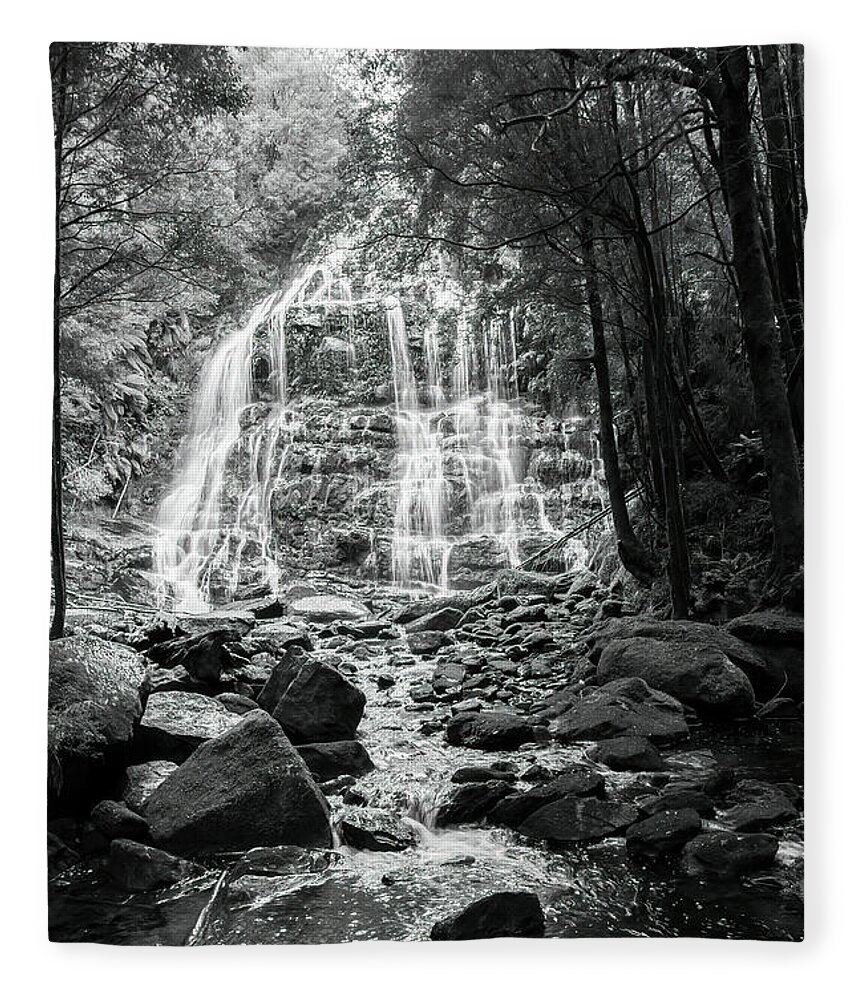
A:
266,660,366,743
340,808,416,851
136,691,242,763
106,838,198,891
392,582,497,624
289,594,369,623
519,796,638,843
145,628,240,684
405,607,463,633
592,736,667,771
215,692,259,715
550,677,689,744
49,636,149,811
681,831,779,878
625,808,702,857
446,711,538,751
175,610,256,636
90,799,150,842
724,611,804,699
121,760,177,813
245,620,313,656
432,662,466,693
451,765,516,784
721,779,799,831
638,786,716,818
145,710,332,853
407,630,455,656
437,781,511,826
595,636,756,717
488,768,606,828
295,740,375,780
429,891,545,940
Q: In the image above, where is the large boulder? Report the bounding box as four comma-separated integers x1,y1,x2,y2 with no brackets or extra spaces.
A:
407,631,455,657
721,779,799,832
145,710,332,853
261,657,366,743
488,768,605,828
625,808,702,857
288,594,369,623
583,617,766,687
106,838,199,891
446,712,539,751
436,781,511,826
295,741,375,781
681,831,779,878
49,636,149,812
550,677,689,744
519,796,638,843
136,691,242,763
724,611,804,699
595,637,756,717
121,760,177,813
592,736,666,772
405,607,463,633
430,892,545,940
339,808,417,852
391,582,496,624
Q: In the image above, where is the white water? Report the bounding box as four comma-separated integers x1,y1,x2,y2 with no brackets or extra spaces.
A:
155,271,600,608
153,265,352,610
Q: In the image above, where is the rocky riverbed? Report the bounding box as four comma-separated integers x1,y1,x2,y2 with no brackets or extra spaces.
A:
48,570,804,944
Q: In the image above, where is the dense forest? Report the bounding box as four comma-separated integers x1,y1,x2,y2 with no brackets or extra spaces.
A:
48,44,805,945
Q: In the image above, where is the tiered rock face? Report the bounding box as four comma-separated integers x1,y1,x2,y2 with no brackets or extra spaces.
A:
224,396,606,592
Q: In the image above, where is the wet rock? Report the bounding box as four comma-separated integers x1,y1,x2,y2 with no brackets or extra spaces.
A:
265,658,366,743
289,594,370,623
407,630,456,656
724,611,804,699
488,768,606,828
174,610,256,636
595,636,756,717
136,691,242,764
430,891,545,940
437,781,511,826
504,604,547,625
565,569,599,597
625,808,702,857
295,740,375,781
432,662,466,693
48,832,80,878
550,677,689,744
405,607,463,633
519,797,638,843
722,779,798,831
375,673,396,690
681,831,779,878
638,786,716,818
446,711,538,751
215,692,259,715
90,799,149,842
340,808,416,852
392,583,496,624
245,621,313,656
121,760,177,813
592,736,667,772
49,636,149,811
146,628,241,685
145,710,332,854
451,765,516,784
106,838,198,891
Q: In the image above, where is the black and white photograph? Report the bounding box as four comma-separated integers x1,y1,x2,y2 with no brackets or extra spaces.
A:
44,39,811,948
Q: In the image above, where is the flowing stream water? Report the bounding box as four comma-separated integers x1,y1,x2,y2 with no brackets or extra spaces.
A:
48,622,804,945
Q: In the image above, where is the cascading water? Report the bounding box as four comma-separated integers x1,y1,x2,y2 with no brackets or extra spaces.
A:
155,268,603,607
153,265,353,610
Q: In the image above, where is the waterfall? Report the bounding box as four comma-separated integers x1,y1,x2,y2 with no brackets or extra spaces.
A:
154,270,601,608
153,265,346,610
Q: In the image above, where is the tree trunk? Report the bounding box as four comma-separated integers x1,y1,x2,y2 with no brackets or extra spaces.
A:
581,222,654,584
50,44,68,640
717,46,804,578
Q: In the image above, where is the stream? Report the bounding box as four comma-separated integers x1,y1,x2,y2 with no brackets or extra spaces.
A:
48,614,804,945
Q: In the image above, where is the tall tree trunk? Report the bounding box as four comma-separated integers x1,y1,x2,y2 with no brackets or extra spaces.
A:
581,222,654,584
717,46,804,578
50,44,68,640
